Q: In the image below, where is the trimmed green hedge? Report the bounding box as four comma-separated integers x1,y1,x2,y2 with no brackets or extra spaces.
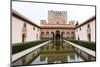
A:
67,39,96,51
12,40,48,54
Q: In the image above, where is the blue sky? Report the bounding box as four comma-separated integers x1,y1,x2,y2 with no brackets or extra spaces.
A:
12,1,95,25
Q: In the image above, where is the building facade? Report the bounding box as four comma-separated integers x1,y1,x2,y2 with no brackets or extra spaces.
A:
48,10,67,24
12,10,40,44
12,10,96,44
75,16,96,42
40,10,75,40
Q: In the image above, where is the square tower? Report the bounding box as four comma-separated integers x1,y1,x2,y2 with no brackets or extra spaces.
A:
48,10,67,24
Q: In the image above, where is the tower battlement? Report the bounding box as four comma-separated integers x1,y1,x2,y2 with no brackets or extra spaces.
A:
48,10,67,24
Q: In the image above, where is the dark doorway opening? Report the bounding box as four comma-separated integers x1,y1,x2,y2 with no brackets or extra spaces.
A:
88,33,91,42
22,34,26,42
55,31,60,41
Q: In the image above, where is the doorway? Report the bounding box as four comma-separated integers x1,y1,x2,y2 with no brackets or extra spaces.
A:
55,31,60,41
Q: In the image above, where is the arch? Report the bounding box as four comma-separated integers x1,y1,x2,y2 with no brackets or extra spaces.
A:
46,32,49,35
66,32,70,39
55,31,60,41
41,32,44,35
87,24,90,28
51,32,54,39
23,23,26,27
78,36,80,40
41,32,44,39
71,32,75,39
87,33,91,42
22,23,27,42
61,32,65,39
87,24,91,41
46,32,49,39
22,34,26,42
67,32,69,35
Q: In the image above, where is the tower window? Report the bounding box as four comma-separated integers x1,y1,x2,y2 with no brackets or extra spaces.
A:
57,21,59,24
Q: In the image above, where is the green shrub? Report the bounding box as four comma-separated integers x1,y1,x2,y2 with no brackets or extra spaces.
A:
12,40,48,54
67,39,96,51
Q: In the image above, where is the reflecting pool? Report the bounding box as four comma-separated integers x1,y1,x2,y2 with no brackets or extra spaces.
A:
13,41,95,66
31,41,84,64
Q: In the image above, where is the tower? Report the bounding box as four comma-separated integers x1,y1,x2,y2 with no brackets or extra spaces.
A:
48,10,67,24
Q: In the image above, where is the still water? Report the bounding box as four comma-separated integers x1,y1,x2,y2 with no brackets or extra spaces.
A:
31,41,84,64
13,41,87,65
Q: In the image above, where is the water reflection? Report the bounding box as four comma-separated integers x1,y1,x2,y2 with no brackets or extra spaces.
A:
31,41,84,64
12,40,96,66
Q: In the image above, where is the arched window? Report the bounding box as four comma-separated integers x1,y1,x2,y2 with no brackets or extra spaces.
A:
57,21,59,24
46,32,49,35
71,32,75,39
41,32,44,35
87,24,90,28
24,23,26,27
71,32,74,35
87,24,91,42
33,26,35,30
67,32,69,35
87,24,91,33
80,27,81,31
